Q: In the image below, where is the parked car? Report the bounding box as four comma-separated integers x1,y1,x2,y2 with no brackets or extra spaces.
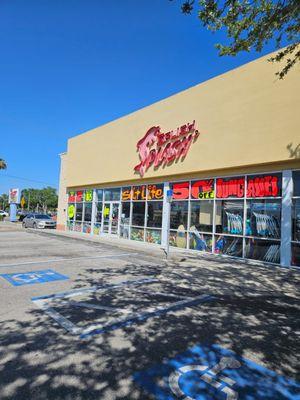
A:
22,214,56,229
0,210,9,217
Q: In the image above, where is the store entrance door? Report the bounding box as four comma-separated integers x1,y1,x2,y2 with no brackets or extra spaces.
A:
103,202,120,235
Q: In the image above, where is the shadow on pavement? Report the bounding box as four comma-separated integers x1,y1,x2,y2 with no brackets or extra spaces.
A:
0,258,299,399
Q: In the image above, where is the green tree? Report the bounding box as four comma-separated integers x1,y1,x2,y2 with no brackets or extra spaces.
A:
0,159,7,169
21,187,58,212
0,194,9,210
173,0,300,78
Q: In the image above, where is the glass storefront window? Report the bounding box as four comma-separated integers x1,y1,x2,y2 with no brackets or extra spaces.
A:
95,189,103,202
67,204,75,221
76,191,83,202
74,222,82,232
171,182,189,200
291,243,300,267
292,199,300,242
95,202,103,223
189,200,213,232
84,190,93,202
131,227,144,241
189,232,212,252
120,202,131,239
216,177,244,198
191,179,214,199
246,199,281,239
214,235,243,257
132,202,145,226
67,221,74,231
169,230,187,248
68,191,76,203
121,187,132,201
83,203,92,222
293,171,300,197
75,203,83,221
170,201,188,230
93,223,101,235
247,173,282,198
146,229,161,244
147,201,163,228
147,184,163,200
83,222,91,234
245,238,280,264
132,185,147,201
104,188,120,201
215,201,244,235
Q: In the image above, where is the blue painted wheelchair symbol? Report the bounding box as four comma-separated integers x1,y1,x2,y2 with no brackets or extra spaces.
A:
0,269,69,286
134,344,300,399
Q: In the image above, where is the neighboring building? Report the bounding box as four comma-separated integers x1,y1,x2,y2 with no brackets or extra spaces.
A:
57,51,300,267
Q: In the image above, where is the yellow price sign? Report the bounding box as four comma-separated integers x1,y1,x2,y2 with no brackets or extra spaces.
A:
68,204,75,219
20,197,26,208
85,190,93,202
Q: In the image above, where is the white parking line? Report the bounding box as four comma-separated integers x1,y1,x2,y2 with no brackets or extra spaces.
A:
0,253,139,268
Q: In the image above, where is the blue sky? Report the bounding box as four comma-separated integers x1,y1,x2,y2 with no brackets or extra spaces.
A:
0,0,279,194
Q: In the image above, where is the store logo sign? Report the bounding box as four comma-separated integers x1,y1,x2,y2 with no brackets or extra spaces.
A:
134,121,199,177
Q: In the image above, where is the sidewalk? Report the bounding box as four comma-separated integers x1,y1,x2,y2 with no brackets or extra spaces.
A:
25,226,300,273
26,227,183,260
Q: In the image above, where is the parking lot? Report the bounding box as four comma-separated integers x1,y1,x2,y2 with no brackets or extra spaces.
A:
0,224,299,399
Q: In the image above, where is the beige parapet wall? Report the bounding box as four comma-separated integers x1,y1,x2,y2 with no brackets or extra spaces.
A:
65,50,300,189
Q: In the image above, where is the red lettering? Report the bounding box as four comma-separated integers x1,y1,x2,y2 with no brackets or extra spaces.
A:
172,182,189,199
134,122,199,177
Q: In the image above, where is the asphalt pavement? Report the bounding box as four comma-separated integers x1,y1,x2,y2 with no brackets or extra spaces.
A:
0,223,299,399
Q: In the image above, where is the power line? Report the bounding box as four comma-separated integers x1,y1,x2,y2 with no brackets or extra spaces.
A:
1,173,57,187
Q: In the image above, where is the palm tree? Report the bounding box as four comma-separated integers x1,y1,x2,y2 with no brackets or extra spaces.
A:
0,159,7,170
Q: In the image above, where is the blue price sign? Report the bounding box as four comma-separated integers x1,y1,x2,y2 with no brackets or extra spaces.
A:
0,269,69,286
134,344,300,399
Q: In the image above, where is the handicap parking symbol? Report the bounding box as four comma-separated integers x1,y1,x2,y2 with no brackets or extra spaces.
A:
134,344,300,399
0,269,69,286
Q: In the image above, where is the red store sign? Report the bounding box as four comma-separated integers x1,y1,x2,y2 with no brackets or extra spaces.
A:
134,121,200,177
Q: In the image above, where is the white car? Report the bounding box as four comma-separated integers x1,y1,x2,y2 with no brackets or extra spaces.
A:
0,210,8,217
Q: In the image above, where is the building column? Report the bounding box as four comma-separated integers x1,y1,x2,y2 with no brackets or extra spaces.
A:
90,189,96,235
161,182,170,248
281,170,293,267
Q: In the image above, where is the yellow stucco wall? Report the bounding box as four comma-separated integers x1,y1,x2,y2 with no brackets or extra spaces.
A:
65,51,300,188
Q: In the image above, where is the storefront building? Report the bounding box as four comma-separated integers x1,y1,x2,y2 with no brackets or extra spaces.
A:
57,51,300,268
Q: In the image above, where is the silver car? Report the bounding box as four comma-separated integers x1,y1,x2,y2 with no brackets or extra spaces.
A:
22,213,56,229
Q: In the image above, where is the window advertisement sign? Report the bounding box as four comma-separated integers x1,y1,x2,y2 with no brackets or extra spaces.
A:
171,182,189,200
68,204,75,220
76,190,83,202
191,179,214,199
216,177,245,198
68,191,76,203
147,184,163,200
247,174,282,197
9,188,20,204
121,187,132,201
84,190,93,202
132,185,147,201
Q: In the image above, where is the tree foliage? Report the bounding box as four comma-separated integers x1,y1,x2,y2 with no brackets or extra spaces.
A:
0,159,7,170
172,0,300,78
21,187,58,212
0,194,9,210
